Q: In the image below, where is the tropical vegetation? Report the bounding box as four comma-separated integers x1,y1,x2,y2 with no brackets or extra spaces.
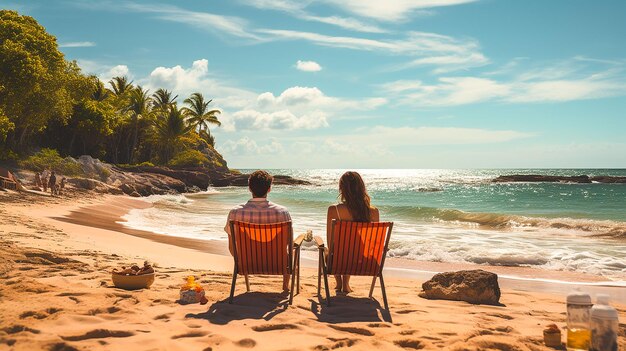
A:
0,10,223,168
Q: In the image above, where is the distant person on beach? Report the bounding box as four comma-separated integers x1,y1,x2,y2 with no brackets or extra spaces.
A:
48,171,57,195
224,170,292,291
59,177,66,195
34,172,42,189
41,169,48,192
327,171,379,293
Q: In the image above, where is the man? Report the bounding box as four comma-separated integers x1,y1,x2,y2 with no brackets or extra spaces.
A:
48,171,57,195
224,170,292,291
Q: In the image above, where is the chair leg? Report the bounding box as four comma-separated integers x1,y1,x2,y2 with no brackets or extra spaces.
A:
322,264,331,307
296,251,301,295
289,266,296,305
317,251,322,296
229,266,238,304
245,274,250,292
369,275,377,298
379,274,389,311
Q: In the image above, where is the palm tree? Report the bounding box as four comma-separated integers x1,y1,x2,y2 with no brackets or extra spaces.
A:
108,76,134,97
182,92,221,144
152,88,178,111
152,106,194,163
92,79,111,102
126,86,152,163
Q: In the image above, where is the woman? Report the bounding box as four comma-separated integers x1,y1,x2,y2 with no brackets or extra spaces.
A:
327,171,379,293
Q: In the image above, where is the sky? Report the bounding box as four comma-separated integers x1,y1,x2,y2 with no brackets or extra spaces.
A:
4,0,626,168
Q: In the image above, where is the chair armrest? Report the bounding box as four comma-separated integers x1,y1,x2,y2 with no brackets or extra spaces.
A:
293,234,305,247
313,236,325,248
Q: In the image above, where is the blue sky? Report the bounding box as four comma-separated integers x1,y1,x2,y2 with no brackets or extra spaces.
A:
5,0,626,168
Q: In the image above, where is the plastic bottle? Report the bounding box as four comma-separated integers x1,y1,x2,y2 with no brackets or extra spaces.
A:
566,290,592,350
590,294,619,351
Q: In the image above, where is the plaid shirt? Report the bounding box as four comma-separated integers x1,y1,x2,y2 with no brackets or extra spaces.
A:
224,198,291,235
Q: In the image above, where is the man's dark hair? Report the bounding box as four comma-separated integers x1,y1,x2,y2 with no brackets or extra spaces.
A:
248,170,273,197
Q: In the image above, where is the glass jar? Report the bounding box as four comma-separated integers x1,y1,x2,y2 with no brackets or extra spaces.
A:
567,291,592,350
590,294,619,351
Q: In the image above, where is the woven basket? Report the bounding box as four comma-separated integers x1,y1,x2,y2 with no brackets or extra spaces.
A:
112,272,155,290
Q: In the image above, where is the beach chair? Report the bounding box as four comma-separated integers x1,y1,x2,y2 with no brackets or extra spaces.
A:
228,220,304,304
314,220,394,309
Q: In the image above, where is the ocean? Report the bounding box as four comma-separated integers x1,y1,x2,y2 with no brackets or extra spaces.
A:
121,169,626,281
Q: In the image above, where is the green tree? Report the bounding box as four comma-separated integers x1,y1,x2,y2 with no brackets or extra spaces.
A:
92,79,111,102
0,10,75,149
0,107,14,143
108,76,134,97
152,88,178,111
126,86,152,163
152,106,194,163
182,92,221,145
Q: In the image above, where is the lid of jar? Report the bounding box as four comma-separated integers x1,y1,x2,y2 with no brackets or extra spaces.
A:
591,294,619,320
567,291,591,305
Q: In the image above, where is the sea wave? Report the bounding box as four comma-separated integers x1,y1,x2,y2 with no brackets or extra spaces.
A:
385,206,626,239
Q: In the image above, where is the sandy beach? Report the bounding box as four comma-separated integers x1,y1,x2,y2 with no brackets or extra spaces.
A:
1,191,624,351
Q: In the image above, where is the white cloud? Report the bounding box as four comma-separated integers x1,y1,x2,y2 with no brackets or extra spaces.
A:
302,15,386,33
381,60,626,106
296,60,322,72
241,0,478,24
227,86,385,131
240,0,386,33
321,0,480,21
230,110,328,130
259,30,479,57
398,52,489,73
254,86,386,111
59,41,96,48
76,60,131,82
119,3,262,41
221,137,284,155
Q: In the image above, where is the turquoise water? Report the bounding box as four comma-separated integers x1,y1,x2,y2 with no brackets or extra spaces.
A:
122,169,626,280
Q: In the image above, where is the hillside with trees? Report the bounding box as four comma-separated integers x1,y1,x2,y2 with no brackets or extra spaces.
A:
1,10,225,171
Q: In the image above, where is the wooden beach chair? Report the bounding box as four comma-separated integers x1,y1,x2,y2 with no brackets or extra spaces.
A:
228,220,304,304
315,220,394,309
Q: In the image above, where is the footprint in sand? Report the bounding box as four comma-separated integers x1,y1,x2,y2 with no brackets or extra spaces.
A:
87,306,121,315
19,311,48,319
171,331,208,339
2,325,40,335
315,338,358,350
367,323,391,328
61,329,135,341
235,338,256,348
252,324,299,332
48,342,80,351
393,339,425,350
154,313,172,320
485,312,514,320
328,325,374,336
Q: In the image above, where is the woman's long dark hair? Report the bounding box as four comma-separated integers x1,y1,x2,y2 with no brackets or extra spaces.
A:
339,171,373,222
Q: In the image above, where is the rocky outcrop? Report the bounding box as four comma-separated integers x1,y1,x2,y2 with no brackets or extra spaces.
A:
226,174,311,187
67,177,123,195
419,269,501,305
68,156,310,196
493,174,626,184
